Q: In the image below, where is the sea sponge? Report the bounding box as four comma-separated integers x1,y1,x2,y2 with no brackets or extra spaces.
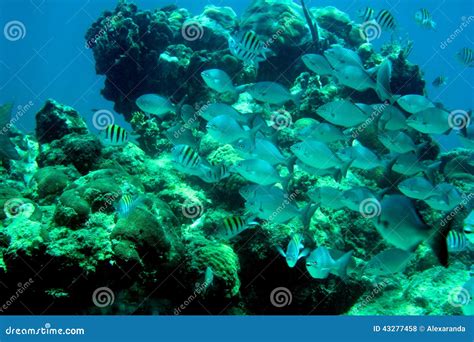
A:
54,190,91,229
185,235,241,298
34,166,70,199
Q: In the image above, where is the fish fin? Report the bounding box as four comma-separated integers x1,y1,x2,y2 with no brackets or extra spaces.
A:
300,203,317,230
279,175,291,190
286,155,297,174
336,250,353,282
424,161,441,183
429,218,450,267
276,246,286,258
235,84,250,94
338,160,352,181
299,248,310,260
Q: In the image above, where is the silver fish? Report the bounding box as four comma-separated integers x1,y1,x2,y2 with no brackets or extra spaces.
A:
398,176,434,200
364,248,413,276
201,69,236,94
291,139,348,171
308,186,346,210
305,246,353,281
206,114,259,144
232,158,287,186
316,100,368,127
297,122,346,143
277,234,310,268
378,131,417,154
406,107,451,134
301,54,333,76
396,94,434,114
373,195,448,266
423,183,464,211
246,82,300,105
136,94,175,118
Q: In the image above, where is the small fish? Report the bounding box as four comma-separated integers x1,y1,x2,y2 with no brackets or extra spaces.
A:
392,152,439,179
396,94,435,114
446,230,469,252
233,137,288,166
206,115,260,144
216,215,258,240
201,69,236,94
324,45,364,70
136,94,175,118
338,140,382,170
456,47,474,67
171,144,202,171
291,139,348,171
232,158,287,186
297,122,346,143
305,246,353,281
364,248,413,276
414,9,436,30
423,183,463,212
307,186,346,210
378,131,417,154
377,105,407,131
406,108,451,134
341,187,378,212
335,65,376,92
398,176,434,200
116,194,142,218
432,76,447,87
375,9,397,31
301,54,333,76
316,100,368,127
277,234,310,268
245,82,300,106
198,164,230,183
99,124,130,147
357,7,375,22
228,30,270,68
199,103,248,123
373,195,449,266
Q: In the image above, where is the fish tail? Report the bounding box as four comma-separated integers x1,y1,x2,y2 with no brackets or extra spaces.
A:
300,203,317,230
336,250,353,281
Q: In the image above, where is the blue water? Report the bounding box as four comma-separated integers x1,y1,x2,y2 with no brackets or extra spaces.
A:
0,0,473,141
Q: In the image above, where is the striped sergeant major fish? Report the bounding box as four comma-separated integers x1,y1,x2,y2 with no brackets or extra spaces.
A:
116,194,143,218
171,145,202,174
414,8,436,30
228,30,271,68
100,124,130,146
357,7,375,22
216,215,258,240
456,47,474,67
375,9,397,31
447,230,469,252
199,164,230,183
